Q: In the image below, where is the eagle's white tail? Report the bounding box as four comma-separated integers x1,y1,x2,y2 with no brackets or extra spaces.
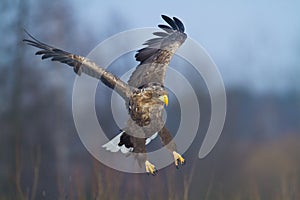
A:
102,131,132,154
146,132,158,145
102,131,158,154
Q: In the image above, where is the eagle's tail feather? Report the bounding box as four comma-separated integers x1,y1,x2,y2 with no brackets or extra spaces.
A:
146,132,158,145
102,131,159,154
102,131,133,154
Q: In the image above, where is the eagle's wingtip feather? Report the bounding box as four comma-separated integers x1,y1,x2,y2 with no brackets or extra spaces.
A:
160,15,185,33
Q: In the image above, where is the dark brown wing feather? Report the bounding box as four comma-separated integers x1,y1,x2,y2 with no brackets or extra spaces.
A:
23,32,133,100
128,15,187,88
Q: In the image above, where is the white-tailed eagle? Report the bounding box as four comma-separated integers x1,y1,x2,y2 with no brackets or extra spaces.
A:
24,15,187,175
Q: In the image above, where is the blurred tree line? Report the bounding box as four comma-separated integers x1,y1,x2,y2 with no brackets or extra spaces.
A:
1,0,300,199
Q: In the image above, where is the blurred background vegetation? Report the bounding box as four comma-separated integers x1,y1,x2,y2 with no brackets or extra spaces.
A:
1,0,300,199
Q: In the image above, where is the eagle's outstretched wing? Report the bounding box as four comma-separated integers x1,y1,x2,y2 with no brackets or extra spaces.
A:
128,15,187,88
23,32,133,100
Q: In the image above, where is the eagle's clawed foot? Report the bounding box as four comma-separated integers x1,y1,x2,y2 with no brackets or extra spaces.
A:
173,151,185,168
145,160,157,175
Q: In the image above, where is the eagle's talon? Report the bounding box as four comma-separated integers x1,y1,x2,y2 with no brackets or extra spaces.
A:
145,160,157,175
173,151,185,167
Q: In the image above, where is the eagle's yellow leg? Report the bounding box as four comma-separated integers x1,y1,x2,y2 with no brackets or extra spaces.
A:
145,160,157,175
173,151,185,167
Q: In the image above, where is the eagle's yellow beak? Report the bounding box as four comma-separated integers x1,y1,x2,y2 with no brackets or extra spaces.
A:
159,95,168,106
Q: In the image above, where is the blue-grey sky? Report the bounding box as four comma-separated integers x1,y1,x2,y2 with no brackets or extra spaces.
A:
73,0,300,93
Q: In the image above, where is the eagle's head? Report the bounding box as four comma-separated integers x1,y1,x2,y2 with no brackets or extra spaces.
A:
139,82,168,106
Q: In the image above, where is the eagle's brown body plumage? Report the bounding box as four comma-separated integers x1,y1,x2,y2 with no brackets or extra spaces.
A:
24,15,187,174
128,83,166,127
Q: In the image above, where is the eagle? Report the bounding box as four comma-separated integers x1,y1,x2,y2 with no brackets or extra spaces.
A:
24,15,187,175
